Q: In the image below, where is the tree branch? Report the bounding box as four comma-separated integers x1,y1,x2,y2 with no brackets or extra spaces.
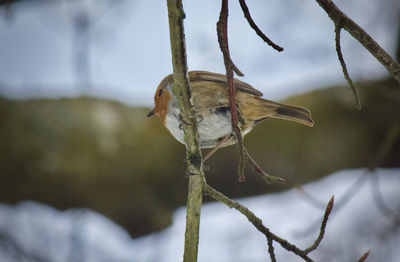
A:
358,250,371,262
217,0,246,181
203,183,339,262
267,236,277,262
244,147,285,184
238,0,283,52
334,23,361,109
166,1,204,261
217,0,285,184
315,0,400,84
304,196,334,254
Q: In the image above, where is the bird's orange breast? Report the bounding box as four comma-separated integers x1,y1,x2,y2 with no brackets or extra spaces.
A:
153,86,170,123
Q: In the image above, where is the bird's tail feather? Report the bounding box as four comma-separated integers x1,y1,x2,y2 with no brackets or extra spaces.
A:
273,104,314,127
256,97,314,127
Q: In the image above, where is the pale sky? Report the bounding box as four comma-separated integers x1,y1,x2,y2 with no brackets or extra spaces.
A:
0,0,398,105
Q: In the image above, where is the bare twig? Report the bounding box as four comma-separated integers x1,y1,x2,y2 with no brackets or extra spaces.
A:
202,134,231,164
358,250,371,262
216,0,243,77
267,236,277,262
244,147,285,184
304,196,334,254
334,23,361,109
238,0,283,52
315,0,400,84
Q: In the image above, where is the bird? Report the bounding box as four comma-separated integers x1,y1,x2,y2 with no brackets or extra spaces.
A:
147,71,314,149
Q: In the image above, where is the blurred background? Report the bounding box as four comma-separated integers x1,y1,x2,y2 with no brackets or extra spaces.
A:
0,0,399,261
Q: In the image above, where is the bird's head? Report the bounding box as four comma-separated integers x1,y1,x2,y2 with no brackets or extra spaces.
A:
147,74,173,123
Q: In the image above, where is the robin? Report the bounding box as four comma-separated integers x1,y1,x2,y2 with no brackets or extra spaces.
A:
147,71,314,150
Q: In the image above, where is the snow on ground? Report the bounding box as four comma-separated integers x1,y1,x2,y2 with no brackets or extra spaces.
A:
0,168,399,262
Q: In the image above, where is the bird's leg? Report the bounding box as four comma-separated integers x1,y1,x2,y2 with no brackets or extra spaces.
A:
202,134,231,165
196,113,204,124
178,113,189,130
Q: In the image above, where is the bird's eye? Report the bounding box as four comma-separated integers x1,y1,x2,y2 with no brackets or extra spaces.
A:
158,89,163,97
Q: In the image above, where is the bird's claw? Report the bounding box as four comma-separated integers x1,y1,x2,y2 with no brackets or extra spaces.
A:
178,113,189,130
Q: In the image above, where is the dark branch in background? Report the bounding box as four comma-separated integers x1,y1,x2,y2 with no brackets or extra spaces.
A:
296,123,400,244
217,0,285,184
369,124,400,224
238,0,283,52
315,0,400,84
0,230,49,262
368,123,400,171
335,23,361,109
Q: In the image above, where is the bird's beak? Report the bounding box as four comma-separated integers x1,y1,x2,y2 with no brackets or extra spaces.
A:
147,108,155,117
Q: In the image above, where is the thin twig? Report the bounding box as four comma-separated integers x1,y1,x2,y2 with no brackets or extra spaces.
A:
244,147,286,184
358,250,371,262
334,23,361,109
267,236,277,262
304,196,334,254
216,0,243,76
238,0,283,52
202,134,231,164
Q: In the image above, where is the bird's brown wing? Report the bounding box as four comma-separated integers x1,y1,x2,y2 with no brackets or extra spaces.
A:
190,80,231,111
189,71,263,97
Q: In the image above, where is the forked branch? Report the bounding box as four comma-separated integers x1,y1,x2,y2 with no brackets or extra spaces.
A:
315,0,400,84
204,183,336,262
217,0,285,184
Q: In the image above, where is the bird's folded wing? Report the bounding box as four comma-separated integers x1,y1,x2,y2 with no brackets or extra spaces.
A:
189,71,263,97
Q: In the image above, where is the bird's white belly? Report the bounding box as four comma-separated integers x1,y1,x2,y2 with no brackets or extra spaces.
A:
165,110,233,148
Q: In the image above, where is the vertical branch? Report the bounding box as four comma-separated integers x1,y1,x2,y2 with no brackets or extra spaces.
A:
166,1,204,261
217,0,246,181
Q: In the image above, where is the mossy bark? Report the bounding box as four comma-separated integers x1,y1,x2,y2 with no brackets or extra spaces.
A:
166,0,204,261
